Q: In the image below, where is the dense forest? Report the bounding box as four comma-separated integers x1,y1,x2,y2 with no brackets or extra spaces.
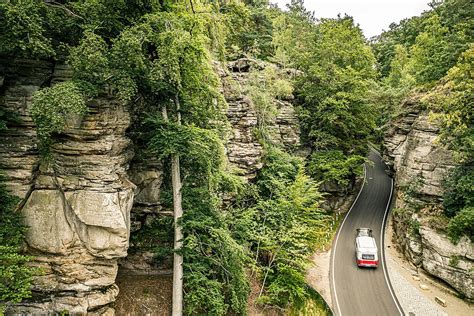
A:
0,0,472,314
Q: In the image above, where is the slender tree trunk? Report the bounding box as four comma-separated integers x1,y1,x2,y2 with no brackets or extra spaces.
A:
163,101,184,316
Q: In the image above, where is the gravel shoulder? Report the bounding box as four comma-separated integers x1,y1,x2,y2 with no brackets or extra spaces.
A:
385,214,473,316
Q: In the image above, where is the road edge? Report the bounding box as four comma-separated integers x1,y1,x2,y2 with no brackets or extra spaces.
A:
380,177,404,316
330,164,367,316
369,146,405,315
330,149,405,316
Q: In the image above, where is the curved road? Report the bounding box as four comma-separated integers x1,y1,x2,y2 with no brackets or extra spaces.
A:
330,150,403,316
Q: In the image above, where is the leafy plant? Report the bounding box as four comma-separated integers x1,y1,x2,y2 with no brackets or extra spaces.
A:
442,165,473,218
232,148,331,309
30,81,88,152
0,175,35,312
307,150,365,187
447,207,474,243
409,218,421,236
448,255,460,267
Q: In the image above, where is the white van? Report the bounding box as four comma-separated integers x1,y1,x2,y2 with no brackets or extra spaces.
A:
355,228,379,268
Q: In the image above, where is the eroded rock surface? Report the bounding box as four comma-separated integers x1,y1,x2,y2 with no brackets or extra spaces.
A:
1,59,134,314
223,59,300,180
383,96,473,299
120,58,301,272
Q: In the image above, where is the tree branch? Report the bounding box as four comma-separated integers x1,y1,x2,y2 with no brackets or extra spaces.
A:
45,1,84,20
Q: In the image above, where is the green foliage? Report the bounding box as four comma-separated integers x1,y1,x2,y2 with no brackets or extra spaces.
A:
448,255,460,267
373,0,473,85
246,64,293,144
447,207,474,243
272,15,377,188
372,14,425,77
31,81,88,151
409,14,452,85
125,9,250,314
293,17,376,158
145,119,249,315
423,46,474,161
0,1,54,58
222,1,276,59
232,148,331,309
0,176,34,310
442,166,473,218
272,1,315,67
386,44,415,89
256,147,301,197
409,218,420,236
369,44,415,143
288,285,332,316
307,151,365,187
129,216,174,262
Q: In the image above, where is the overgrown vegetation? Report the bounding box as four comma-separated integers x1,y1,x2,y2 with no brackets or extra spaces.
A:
0,176,34,313
229,147,331,309
372,0,473,242
2,0,472,313
442,166,474,242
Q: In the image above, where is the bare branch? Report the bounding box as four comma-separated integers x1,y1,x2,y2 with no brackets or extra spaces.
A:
45,1,84,20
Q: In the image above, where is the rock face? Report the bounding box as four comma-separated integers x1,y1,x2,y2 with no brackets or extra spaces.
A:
119,58,301,272
223,59,300,180
383,96,473,299
0,59,134,314
0,57,301,311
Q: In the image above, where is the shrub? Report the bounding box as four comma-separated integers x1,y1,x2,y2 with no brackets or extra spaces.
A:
307,150,365,187
235,148,331,309
447,207,474,243
443,165,473,218
31,81,88,152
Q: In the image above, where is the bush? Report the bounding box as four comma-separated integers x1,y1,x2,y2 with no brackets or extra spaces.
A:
447,207,474,243
234,148,331,309
307,150,365,187
443,165,473,218
31,81,88,152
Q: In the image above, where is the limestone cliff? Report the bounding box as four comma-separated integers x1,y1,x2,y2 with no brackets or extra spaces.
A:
383,96,473,299
0,59,135,314
0,57,301,313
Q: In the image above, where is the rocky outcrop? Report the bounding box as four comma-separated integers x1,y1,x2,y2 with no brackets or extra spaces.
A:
0,56,302,312
119,58,301,273
383,96,473,299
0,59,134,314
223,59,300,180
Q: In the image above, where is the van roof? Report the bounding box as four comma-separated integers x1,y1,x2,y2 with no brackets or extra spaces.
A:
357,236,377,249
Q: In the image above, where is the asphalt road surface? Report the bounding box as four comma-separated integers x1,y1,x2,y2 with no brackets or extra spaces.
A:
330,150,403,316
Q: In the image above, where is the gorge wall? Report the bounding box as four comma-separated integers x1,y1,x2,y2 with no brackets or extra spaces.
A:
383,96,473,299
0,58,135,314
0,58,300,313
121,58,300,273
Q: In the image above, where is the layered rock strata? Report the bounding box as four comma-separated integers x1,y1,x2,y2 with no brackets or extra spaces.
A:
120,58,301,272
0,59,134,314
383,96,473,299
223,59,300,180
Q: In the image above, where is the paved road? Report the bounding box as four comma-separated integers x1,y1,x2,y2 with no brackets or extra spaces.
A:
330,150,403,316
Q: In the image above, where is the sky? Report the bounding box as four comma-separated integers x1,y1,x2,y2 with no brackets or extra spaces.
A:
270,0,431,38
